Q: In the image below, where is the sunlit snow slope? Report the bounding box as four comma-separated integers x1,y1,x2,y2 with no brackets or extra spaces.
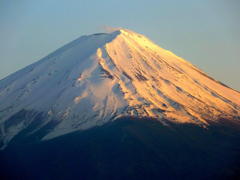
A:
0,29,240,147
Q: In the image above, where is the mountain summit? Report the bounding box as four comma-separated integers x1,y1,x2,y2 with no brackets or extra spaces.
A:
0,29,240,148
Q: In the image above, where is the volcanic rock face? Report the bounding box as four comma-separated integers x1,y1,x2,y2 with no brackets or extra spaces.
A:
0,29,240,148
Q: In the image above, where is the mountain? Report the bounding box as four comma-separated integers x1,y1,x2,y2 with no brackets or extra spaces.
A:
1,29,240,147
0,29,240,180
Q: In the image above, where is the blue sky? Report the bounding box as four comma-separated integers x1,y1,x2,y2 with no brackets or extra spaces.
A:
0,0,239,90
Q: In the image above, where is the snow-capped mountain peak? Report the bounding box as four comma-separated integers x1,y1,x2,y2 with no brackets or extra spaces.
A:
0,29,240,147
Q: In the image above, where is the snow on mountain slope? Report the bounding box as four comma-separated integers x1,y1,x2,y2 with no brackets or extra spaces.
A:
0,29,240,147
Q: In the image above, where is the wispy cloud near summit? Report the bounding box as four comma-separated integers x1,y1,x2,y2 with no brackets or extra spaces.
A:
102,26,123,33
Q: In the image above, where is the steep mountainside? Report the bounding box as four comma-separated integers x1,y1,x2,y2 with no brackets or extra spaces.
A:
1,117,240,180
